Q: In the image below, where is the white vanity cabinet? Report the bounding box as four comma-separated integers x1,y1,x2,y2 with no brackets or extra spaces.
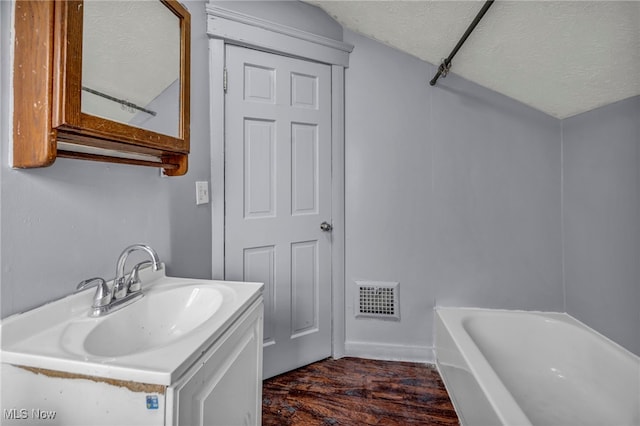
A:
1,274,264,426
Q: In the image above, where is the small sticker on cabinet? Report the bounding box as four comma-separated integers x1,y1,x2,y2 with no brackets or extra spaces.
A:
146,395,159,410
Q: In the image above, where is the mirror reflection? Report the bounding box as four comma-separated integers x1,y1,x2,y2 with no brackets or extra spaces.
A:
81,0,181,137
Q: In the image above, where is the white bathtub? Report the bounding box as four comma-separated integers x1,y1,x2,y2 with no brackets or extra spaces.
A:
435,308,640,426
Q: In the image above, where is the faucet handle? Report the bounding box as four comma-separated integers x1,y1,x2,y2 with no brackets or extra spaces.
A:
76,277,112,308
127,261,152,293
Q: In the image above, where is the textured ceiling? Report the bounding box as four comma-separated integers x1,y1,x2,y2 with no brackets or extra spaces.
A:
308,0,640,119
82,0,180,124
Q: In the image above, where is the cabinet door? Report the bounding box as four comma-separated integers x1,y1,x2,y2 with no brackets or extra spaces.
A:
173,301,263,426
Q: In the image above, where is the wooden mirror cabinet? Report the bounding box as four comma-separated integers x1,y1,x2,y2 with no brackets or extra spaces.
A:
13,0,191,176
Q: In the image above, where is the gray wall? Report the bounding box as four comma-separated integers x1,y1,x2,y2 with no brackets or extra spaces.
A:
2,0,637,358
0,0,212,317
130,79,180,137
563,96,640,355
344,30,563,358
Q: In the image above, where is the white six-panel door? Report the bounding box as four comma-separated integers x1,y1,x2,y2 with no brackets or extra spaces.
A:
224,45,332,379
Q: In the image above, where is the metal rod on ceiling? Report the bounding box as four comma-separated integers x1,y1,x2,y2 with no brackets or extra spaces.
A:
81,86,157,116
429,0,495,86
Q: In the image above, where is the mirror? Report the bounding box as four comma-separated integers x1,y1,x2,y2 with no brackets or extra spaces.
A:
12,0,191,175
81,0,181,137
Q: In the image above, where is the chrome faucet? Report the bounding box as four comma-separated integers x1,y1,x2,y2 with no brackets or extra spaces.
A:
127,260,152,293
76,277,112,314
76,244,161,317
113,244,161,299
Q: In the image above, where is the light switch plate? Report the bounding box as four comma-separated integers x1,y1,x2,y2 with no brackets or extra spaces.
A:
195,181,209,205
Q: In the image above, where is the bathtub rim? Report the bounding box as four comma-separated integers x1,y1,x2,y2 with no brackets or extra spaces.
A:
436,306,639,363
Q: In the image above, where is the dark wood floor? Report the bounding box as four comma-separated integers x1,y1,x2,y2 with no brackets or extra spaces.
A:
262,357,459,425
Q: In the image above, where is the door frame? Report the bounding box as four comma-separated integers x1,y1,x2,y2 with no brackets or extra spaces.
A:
206,4,353,359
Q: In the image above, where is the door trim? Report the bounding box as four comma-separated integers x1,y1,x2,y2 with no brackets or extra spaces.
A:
206,4,353,67
207,6,349,359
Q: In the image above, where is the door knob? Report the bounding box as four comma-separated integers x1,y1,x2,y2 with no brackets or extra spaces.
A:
320,221,333,232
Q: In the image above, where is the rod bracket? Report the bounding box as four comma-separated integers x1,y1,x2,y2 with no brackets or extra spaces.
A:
429,0,495,87
438,58,452,78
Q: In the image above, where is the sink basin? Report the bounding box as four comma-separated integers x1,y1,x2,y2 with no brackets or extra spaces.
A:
82,285,223,357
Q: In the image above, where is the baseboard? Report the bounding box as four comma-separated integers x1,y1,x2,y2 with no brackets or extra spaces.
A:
344,341,435,363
